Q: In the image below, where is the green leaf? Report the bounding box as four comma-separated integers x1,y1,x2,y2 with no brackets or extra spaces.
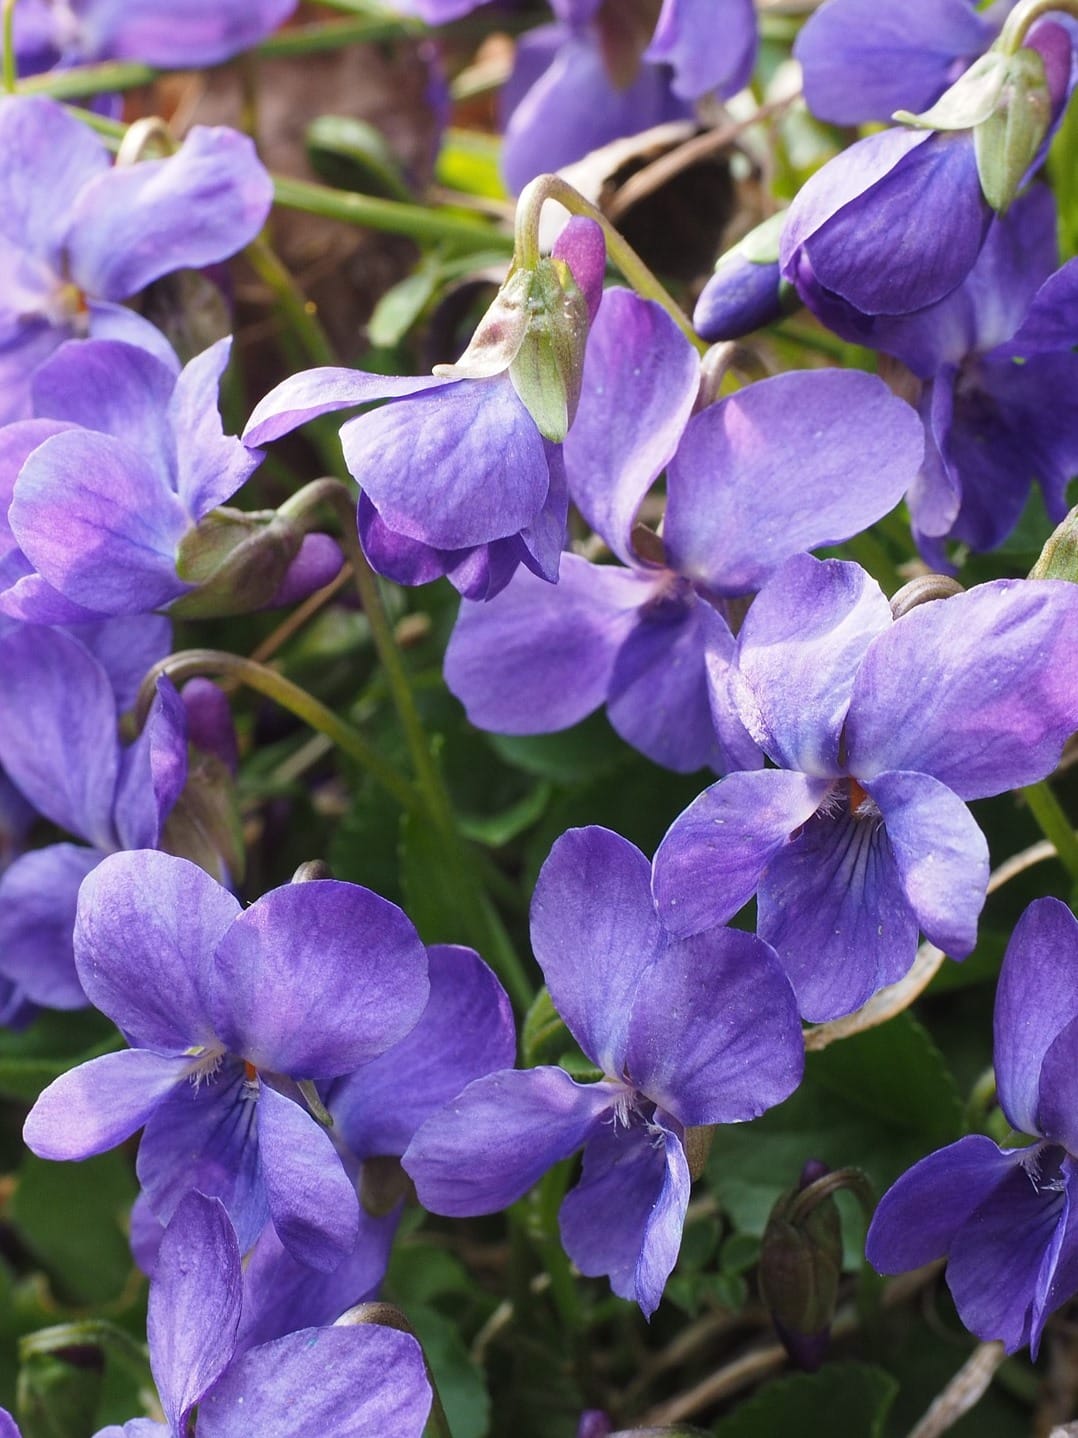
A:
435,129,508,201
368,262,442,348
387,1243,475,1307
399,810,469,945
521,986,569,1067
306,115,414,201
457,782,551,847
711,1014,963,1266
16,1351,103,1438
409,1304,490,1438
713,1362,897,1437
12,1153,137,1306
488,712,630,785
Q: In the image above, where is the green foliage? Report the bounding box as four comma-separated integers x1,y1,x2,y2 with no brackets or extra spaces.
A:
712,1362,897,1438
11,1153,138,1307
711,1014,963,1266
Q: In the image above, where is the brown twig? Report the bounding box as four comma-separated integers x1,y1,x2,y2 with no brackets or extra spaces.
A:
907,1341,1007,1438
605,94,800,222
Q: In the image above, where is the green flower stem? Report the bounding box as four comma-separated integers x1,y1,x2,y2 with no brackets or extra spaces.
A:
274,173,513,253
513,173,706,354
999,0,1078,53
787,1167,875,1229
18,58,156,99
2,0,17,94
19,1322,150,1384
134,648,423,815
280,480,535,1010
1021,779,1078,885
245,231,338,367
257,14,423,56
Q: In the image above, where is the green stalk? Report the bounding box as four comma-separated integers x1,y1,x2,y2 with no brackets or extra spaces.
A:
998,0,1078,53
280,481,535,1009
1021,779,1078,885
2,0,16,94
18,58,155,98
273,173,513,253
245,232,338,367
514,173,705,353
134,649,423,815
257,15,422,56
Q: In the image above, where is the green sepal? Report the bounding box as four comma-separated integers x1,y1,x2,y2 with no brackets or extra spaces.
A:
894,51,1008,131
172,506,304,619
758,1184,843,1345
508,258,591,442
1029,502,1078,581
974,46,1052,212
434,267,531,380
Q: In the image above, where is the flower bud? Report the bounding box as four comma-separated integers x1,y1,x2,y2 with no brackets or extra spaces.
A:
758,1160,843,1371
436,216,604,443
973,43,1053,213
1030,504,1078,583
173,507,342,619
693,213,795,342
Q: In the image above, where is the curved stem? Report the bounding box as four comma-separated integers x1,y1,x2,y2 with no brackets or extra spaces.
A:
245,231,338,368
514,173,705,353
998,0,1078,53
273,173,513,254
2,0,17,94
1021,779,1078,885
135,648,422,815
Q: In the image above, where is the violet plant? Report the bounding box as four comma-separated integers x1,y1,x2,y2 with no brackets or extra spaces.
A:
2,0,1078,1433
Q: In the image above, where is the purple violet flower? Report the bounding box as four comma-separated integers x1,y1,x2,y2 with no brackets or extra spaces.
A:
652,555,1078,1022
0,337,338,622
23,851,430,1270
780,19,1073,323
403,825,803,1316
500,0,757,193
2,1191,433,1437
867,898,1078,1356
227,943,517,1351
244,219,605,602
0,95,272,423
0,617,184,1012
832,184,1078,562
794,0,1003,126
5,0,298,76
445,287,923,773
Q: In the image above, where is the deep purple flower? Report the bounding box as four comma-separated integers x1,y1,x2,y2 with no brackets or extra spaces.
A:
794,0,1002,126
0,337,338,622
867,898,1078,1356
403,826,803,1316
693,213,790,342
781,21,1074,323
5,0,297,75
244,220,604,602
652,555,1078,1022
0,617,183,1011
0,96,272,423
839,185,1078,562
24,851,430,1269
445,288,923,773
25,1191,431,1437
230,943,517,1350
501,0,757,193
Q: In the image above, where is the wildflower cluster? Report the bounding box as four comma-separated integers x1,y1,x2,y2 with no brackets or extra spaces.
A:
1,1,1078,1435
